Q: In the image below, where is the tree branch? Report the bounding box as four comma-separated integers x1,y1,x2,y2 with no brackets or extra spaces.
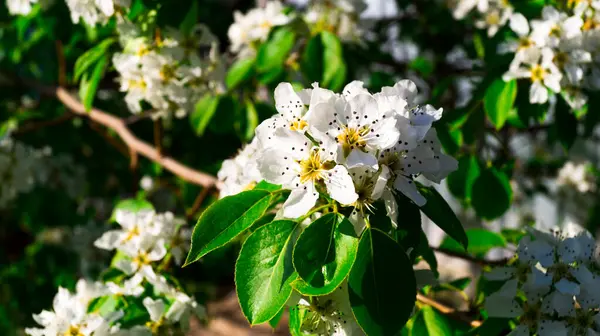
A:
18,79,219,188
416,293,482,328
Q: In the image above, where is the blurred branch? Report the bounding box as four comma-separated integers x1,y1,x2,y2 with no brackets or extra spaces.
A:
13,113,75,135
186,185,217,220
416,293,482,328
11,77,219,188
432,246,510,266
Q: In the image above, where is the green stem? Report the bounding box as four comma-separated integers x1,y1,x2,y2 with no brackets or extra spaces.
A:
298,203,336,223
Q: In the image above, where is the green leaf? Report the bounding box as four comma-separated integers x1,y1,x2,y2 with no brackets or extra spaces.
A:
190,95,220,136
446,155,480,202
394,194,423,257
79,54,108,112
301,31,346,91
185,190,272,265
416,230,438,277
292,214,359,296
254,180,281,192
412,306,452,336
236,220,299,325
484,79,517,130
320,31,346,91
268,306,285,329
289,305,310,336
256,27,296,73
471,167,512,220
349,228,416,336
244,101,259,141
226,58,256,90
417,183,468,250
179,1,198,36
74,38,116,81
301,34,324,83
409,56,435,77
440,228,507,258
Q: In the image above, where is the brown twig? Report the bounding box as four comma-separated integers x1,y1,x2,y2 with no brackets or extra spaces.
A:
417,293,482,328
432,246,510,266
17,79,219,188
13,113,76,135
186,186,216,220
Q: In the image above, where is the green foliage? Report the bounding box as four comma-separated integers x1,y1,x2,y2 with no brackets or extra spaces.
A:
417,183,468,250
185,190,273,265
226,58,256,90
235,220,299,325
412,306,453,336
301,31,347,91
292,214,358,296
348,228,416,336
440,228,507,258
471,167,512,220
256,27,296,74
484,79,517,130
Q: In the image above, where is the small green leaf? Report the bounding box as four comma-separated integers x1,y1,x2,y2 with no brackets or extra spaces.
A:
226,58,256,89
190,95,220,136
79,54,108,112
268,306,285,329
244,101,259,141
320,31,346,91
185,190,272,266
256,27,296,73
409,56,435,77
440,228,507,258
471,168,512,220
236,220,299,325
417,183,468,250
349,228,416,336
484,79,517,130
254,180,281,192
412,306,452,336
179,1,198,36
292,214,358,296
301,34,324,83
74,38,116,81
416,230,439,277
394,194,423,257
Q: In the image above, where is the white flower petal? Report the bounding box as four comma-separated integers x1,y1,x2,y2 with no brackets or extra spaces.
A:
324,165,358,206
282,183,319,218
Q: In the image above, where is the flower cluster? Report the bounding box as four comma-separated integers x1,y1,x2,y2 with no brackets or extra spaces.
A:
304,0,368,42
291,281,363,335
0,135,85,208
65,0,129,26
451,0,514,37
217,137,262,198
485,223,600,336
556,161,596,194
113,19,223,119
227,1,291,57
26,207,202,336
223,80,456,233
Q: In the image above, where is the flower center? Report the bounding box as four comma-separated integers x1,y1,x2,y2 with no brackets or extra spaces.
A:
553,52,569,68
290,119,308,131
530,65,546,82
299,150,326,184
486,12,500,25
519,301,541,329
64,325,84,336
124,225,140,242
583,18,598,31
128,79,147,90
518,37,533,50
550,25,561,37
336,126,369,156
160,65,177,82
260,21,273,30
134,252,150,266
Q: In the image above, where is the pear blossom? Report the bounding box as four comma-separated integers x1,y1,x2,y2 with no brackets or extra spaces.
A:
114,236,166,279
6,0,51,15
227,1,291,56
257,128,358,218
292,282,364,336
94,209,159,251
557,161,596,193
304,0,367,42
65,0,130,26
475,1,513,37
485,224,600,336
217,138,263,198
503,48,562,104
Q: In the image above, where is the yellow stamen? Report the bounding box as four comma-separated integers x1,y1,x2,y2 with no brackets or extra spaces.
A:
530,65,546,82
336,126,369,156
64,326,84,336
290,119,308,131
299,150,326,184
